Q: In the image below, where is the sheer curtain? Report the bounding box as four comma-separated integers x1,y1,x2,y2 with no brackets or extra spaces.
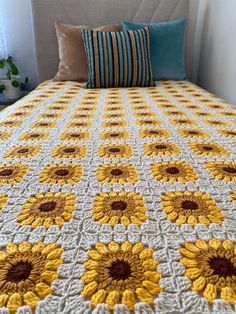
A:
0,11,7,59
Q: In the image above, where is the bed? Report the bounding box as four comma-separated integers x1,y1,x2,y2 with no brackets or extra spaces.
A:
0,1,236,314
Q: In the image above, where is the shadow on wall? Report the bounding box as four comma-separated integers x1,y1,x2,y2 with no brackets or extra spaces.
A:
197,0,236,105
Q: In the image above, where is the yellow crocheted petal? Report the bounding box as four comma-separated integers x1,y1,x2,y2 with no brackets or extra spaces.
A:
142,280,161,295
142,259,158,271
35,283,52,298
43,217,53,228
84,260,99,270
121,241,133,253
106,291,120,310
122,290,136,311
31,217,44,228
195,239,208,250
81,281,98,297
91,289,107,307
6,243,18,255
0,294,8,307
221,286,236,305
180,258,198,268
108,241,119,253
109,216,119,227
223,240,234,250
7,293,22,314
203,283,217,303
143,271,161,283
40,271,58,284
184,243,200,253
88,249,102,261
20,216,35,225
45,259,63,271
81,270,98,284
95,243,109,255
23,292,40,309
132,242,144,255
136,287,154,304
208,238,221,250
192,276,206,292
46,248,64,260
185,268,202,280
18,242,32,253
0,251,6,262
187,215,198,226
139,248,153,260
120,216,130,226
176,215,187,224
179,248,196,259
32,242,46,253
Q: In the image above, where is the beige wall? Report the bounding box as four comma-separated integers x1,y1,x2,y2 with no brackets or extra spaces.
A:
198,0,236,105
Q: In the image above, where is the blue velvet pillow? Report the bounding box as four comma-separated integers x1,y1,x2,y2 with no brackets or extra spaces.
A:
122,19,186,81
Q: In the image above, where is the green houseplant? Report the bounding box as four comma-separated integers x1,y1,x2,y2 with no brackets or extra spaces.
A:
0,56,29,99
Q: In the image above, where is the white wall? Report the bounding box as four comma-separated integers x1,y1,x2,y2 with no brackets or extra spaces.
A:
1,0,38,87
197,0,236,105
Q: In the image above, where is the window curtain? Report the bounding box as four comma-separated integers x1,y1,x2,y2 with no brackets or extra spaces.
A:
0,11,7,59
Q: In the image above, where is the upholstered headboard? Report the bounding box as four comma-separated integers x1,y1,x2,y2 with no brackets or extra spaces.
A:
31,0,199,82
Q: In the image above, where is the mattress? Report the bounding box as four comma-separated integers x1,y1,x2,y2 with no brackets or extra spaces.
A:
0,80,236,314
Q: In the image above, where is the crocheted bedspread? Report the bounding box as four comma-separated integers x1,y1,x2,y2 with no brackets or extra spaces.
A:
0,80,236,314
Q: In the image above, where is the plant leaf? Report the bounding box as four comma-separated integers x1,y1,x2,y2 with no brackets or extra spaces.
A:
0,60,4,69
24,77,29,85
7,56,13,63
10,64,19,75
0,84,5,93
12,80,19,88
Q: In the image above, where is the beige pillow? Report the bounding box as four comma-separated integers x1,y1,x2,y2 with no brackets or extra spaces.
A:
54,22,120,82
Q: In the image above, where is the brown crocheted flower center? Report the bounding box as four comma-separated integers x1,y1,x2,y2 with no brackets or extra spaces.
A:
55,169,69,176
202,146,214,151
30,134,40,138
63,148,76,153
209,257,236,277
39,201,57,212
155,144,167,150
0,169,13,176
223,167,236,174
111,201,127,211
109,148,121,153
110,169,123,176
109,133,120,138
188,131,199,135
182,200,199,210
70,134,81,138
6,262,32,283
17,148,29,153
149,131,160,135
109,260,131,280
166,167,180,175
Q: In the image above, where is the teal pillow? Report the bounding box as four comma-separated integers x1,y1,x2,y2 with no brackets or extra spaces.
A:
122,19,186,81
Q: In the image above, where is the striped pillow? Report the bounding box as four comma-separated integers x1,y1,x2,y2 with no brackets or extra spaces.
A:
82,27,153,88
